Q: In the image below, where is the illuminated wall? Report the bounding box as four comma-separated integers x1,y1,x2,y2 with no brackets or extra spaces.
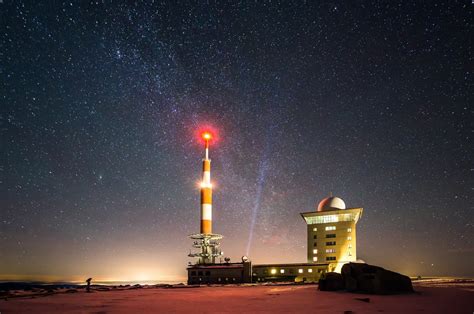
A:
301,207,363,273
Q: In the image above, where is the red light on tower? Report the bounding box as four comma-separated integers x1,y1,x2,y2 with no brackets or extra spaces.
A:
202,131,212,141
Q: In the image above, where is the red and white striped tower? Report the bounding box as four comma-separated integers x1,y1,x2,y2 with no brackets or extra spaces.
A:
188,130,223,264
200,132,212,234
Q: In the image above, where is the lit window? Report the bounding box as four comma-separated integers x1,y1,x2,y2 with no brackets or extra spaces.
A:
313,256,318,262
313,227,317,232
280,269,285,274
308,269,313,273
325,226,336,231
313,249,318,254
271,269,277,274
325,249,336,253
298,269,303,274
347,236,352,240
347,228,352,232
305,213,357,224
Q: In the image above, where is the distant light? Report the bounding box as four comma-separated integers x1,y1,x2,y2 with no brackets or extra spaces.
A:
271,269,277,274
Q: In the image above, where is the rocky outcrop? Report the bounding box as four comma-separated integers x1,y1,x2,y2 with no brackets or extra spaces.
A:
341,263,413,294
318,272,344,291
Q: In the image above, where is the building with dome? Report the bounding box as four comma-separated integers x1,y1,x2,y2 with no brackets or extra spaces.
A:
250,196,363,282
300,196,363,273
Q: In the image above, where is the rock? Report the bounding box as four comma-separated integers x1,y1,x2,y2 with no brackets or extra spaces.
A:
318,272,344,291
341,262,413,294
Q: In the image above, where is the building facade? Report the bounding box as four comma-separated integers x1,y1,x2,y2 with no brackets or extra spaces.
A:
252,263,328,283
301,197,363,273
187,261,252,285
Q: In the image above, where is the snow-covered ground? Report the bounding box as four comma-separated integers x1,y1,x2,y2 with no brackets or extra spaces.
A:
1,280,473,313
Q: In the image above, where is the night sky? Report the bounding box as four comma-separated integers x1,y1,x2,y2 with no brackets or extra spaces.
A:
2,2,472,282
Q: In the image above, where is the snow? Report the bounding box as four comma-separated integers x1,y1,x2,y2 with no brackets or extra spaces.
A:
1,281,472,313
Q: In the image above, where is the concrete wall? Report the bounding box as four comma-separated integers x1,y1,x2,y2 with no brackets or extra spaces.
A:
187,262,251,284
188,267,244,285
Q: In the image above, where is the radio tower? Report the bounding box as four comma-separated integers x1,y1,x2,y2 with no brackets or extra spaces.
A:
188,131,223,264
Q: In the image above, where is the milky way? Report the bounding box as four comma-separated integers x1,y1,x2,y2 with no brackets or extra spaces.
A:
1,2,472,281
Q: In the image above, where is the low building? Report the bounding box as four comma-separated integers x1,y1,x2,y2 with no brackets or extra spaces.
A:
252,263,328,282
187,261,252,285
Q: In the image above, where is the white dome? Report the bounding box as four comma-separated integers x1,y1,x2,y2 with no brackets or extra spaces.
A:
317,196,346,212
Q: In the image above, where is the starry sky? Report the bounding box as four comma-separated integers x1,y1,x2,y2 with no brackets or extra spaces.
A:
1,1,472,282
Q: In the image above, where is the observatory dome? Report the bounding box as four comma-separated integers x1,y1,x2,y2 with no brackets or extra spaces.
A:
317,196,346,212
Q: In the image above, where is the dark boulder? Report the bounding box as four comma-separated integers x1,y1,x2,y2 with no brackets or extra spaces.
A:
341,262,413,294
318,272,344,291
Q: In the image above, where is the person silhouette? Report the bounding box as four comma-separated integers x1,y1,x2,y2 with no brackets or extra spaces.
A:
86,278,92,293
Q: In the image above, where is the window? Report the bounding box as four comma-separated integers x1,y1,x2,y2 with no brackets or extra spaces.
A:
326,241,336,246
198,271,203,276
280,269,285,274
325,226,336,231
298,269,303,274
348,244,352,249
313,227,317,232
205,271,210,276
326,256,336,261
191,271,196,276
347,228,352,232
313,242,318,247
304,213,357,224
326,234,336,238
271,269,277,274
313,256,318,262
313,235,317,239
313,249,318,254
347,236,352,240
349,251,352,256
308,269,313,273
326,249,336,253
